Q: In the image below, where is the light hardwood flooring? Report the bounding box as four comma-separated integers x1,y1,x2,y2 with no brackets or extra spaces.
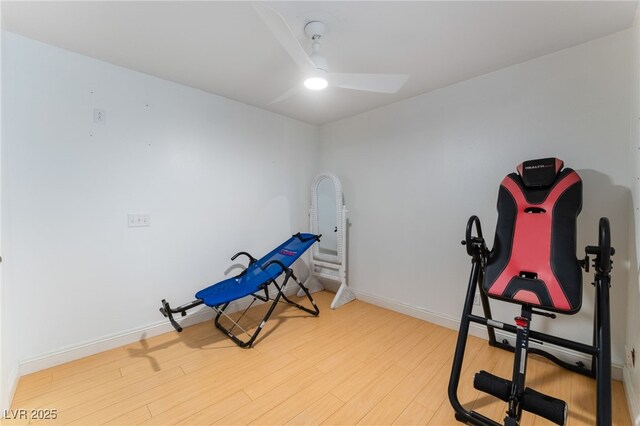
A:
5,291,631,425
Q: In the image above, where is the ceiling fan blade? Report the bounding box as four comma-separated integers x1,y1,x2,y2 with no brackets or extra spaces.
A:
268,86,301,105
253,4,317,75
329,73,409,94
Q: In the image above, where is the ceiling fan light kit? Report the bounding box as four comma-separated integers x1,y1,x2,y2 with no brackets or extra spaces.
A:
304,77,329,90
255,4,409,104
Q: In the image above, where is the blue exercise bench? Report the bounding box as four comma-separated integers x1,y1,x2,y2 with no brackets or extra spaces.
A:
160,233,321,348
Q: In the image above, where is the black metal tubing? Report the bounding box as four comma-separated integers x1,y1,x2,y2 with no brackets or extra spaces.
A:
280,275,320,316
479,296,597,378
506,306,532,423
159,299,204,332
214,283,287,348
293,232,322,243
257,260,320,314
598,218,612,273
213,268,319,348
231,251,257,265
449,257,501,426
247,284,270,303
467,314,598,356
595,272,611,426
449,221,500,426
595,217,612,426
463,215,485,256
230,252,258,278
479,289,497,344
488,338,595,377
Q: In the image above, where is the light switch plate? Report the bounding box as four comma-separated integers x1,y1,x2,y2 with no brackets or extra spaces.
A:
128,214,150,227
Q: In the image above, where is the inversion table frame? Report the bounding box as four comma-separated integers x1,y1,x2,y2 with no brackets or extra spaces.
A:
160,233,321,348
449,216,614,426
448,158,614,426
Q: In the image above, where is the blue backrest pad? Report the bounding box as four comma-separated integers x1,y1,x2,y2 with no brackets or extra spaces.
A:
224,233,318,291
247,233,318,281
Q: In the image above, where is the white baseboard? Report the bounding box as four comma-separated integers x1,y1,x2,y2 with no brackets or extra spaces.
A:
1,365,20,414
623,366,640,426
351,289,624,381
19,308,214,376
19,284,300,377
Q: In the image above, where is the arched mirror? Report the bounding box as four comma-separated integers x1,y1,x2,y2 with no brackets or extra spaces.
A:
303,173,355,309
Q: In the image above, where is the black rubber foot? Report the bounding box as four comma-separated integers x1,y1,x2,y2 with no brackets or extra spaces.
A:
504,416,519,426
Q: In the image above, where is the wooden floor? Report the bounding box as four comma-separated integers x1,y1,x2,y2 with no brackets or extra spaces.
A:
6,291,630,425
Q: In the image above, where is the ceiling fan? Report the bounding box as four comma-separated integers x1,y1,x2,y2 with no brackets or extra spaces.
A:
254,4,410,105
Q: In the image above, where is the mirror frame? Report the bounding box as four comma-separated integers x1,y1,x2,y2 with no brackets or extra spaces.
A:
311,173,344,264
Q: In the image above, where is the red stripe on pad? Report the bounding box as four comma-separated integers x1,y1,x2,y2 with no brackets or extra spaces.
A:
513,290,541,305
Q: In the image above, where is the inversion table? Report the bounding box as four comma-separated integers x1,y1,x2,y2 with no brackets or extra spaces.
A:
160,233,321,348
448,158,614,425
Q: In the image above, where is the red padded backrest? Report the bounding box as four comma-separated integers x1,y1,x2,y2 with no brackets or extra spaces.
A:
483,159,583,314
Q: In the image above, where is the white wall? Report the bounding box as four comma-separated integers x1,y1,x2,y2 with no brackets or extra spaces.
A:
0,1,13,412
321,30,633,369
625,6,640,425
2,33,320,379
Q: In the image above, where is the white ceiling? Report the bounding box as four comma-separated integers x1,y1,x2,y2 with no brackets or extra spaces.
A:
3,1,638,125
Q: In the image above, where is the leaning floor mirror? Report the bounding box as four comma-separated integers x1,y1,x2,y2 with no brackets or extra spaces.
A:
298,173,355,309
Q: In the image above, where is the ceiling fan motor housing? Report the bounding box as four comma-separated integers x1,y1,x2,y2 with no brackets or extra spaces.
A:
304,21,326,39
305,21,328,72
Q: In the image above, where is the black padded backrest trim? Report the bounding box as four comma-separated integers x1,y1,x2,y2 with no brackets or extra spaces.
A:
517,157,563,188
510,168,576,205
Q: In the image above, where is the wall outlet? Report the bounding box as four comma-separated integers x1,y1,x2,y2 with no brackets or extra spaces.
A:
127,214,150,227
94,109,106,124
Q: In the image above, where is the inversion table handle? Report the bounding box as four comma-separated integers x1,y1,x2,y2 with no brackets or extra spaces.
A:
231,251,257,265
293,232,322,243
262,259,291,274
462,215,486,257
